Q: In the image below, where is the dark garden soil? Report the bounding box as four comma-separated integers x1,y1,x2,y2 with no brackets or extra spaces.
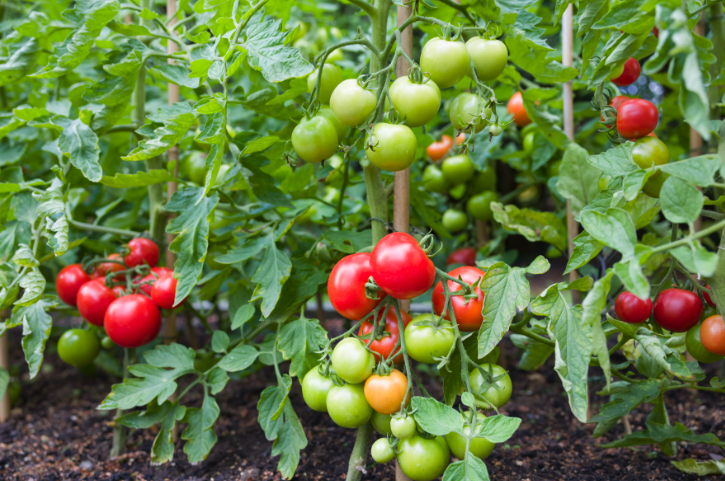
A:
1,318,724,481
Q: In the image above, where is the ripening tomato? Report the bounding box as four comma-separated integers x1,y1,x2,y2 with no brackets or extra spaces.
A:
616,99,658,139
612,58,641,87
704,285,717,308
328,253,385,320
136,267,173,295
423,165,450,193
442,209,468,233
179,151,207,185
56,264,91,306
359,308,412,363
507,91,531,127
441,154,475,184
456,133,466,144
419,37,470,89
653,288,703,332
432,266,486,332
124,238,160,268
447,247,477,267
330,79,377,127
601,95,630,127
426,135,453,161
372,411,393,435
104,294,162,348
370,233,436,300
389,76,441,127
318,105,348,140
700,315,725,356
397,436,450,481
92,253,125,281
449,93,489,132
364,369,408,415
58,329,100,367
371,438,395,463
686,323,724,363
292,116,339,164
404,314,456,364
615,291,652,324
631,136,670,198
77,279,121,326
301,365,336,412
446,412,495,460
391,415,417,439
151,273,182,309
326,383,373,428
331,337,375,384
466,38,508,81
469,363,512,409
365,123,418,172
467,191,498,222
307,63,343,104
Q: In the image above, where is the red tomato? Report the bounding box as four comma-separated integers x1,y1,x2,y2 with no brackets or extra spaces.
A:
431,266,486,332
601,95,630,127
359,308,412,363
77,279,121,326
136,267,173,295
653,26,659,38
124,238,160,268
507,92,531,127
615,291,652,324
56,264,91,306
455,133,466,145
653,288,703,332
703,285,716,308
328,253,385,320
700,315,725,356
151,273,183,309
446,247,477,267
612,58,641,87
371,233,436,300
616,99,658,139
92,253,126,281
427,135,453,161
104,294,162,348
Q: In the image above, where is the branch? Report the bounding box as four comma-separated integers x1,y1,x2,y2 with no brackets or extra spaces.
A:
344,0,377,17
651,218,725,254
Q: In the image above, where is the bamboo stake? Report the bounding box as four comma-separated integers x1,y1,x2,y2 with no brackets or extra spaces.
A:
476,220,488,248
562,5,578,291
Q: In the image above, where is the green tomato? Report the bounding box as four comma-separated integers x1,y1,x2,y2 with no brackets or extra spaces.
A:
331,337,375,384
210,210,233,233
446,412,495,460
516,185,539,204
212,164,230,188
467,191,499,222
489,124,503,136
291,116,339,164
404,314,456,364
180,152,207,185
466,38,508,81
448,183,466,200
326,48,344,64
207,244,229,270
326,383,373,428
546,159,562,178
442,154,475,184
545,245,563,259
371,438,395,463
523,132,535,157
330,79,377,127
391,415,417,439
365,123,418,172
632,137,670,198
442,209,468,233
598,174,611,192
469,363,512,410
397,435,450,481
420,38,470,89
318,105,348,141
372,411,393,435
302,365,336,412
468,169,497,193
389,76,441,127
307,63,343,104
58,329,100,367
687,324,724,364
101,336,115,349
449,93,488,132
423,165,450,193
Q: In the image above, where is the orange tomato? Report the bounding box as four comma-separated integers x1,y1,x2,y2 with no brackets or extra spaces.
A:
456,133,465,145
92,253,126,281
507,91,531,127
701,315,725,356
364,369,409,415
427,135,453,161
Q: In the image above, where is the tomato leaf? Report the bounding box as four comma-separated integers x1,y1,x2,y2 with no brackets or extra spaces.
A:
475,414,521,443
659,176,703,224
490,202,568,252
586,143,638,176
277,313,327,378
442,456,490,481
101,169,177,188
672,459,725,476
580,208,637,257
250,232,292,317
217,344,259,372
15,268,45,307
271,401,307,479
601,421,725,449
581,269,613,388
564,232,604,275
411,397,464,436
659,154,721,187
556,142,601,215
13,300,52,378
510,334,554,370
589,379,660,425
122,104,196,161
53,117,102,182
182,394,220,464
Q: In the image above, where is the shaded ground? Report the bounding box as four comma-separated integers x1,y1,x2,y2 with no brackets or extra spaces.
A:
1,323,724,481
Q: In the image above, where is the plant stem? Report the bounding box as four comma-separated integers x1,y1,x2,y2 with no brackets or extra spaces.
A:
110,348,130,457
66,214,142,239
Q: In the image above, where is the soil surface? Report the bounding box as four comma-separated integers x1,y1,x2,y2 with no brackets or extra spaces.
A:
1,318,724,481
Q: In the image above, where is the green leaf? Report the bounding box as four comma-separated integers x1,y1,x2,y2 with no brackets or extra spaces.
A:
659,155,721,187
510,334,554,370
123,104,196,161
635,327,694,380
612,251,651,300
148,62,201,89
671,241,718,277
564,232,604,275
206,367,229,395
671,459,725,476
491,202,567,252
580,208,637,257
11,244,38,267
411,397,464,436
211,331,230,353
251,232,292,317
556,142,601,215
478,262,530,358
144,343,196,371
532,282,592,422
608,313,639,338
277,313,327,378
586,143,638,176
14,300,52,378
582,270,613,388
239,155,293,208
54,117,102,182
182,394,219,464
15,268,45,307
476,415,522,443
659,176,703,224
442,457,490,481
101,169,176,188
0,38,38,87
271,401,307,479
236,19,314,82
522,89,571,149
258,375,293,440
321,230,372,254
165,188,219,306
441,336,499,406
218,344,259,372
601,421,725,449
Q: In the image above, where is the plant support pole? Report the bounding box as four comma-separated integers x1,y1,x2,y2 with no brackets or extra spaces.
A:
0,330,9,422
562,5,578,294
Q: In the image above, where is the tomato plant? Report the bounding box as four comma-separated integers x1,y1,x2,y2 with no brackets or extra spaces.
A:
326,383,373,429
389,76,441,127
370,233,435,300
432,266,486,332
404,314,456,364
104,294,162,348
359,308,412,363
291,116,339,163
396,435,450,481
302,366,336,412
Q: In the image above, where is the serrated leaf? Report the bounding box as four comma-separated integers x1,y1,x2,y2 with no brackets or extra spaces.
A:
412,397,464,436
271,401,307,479
11,244,38,267
491,202,567,252
182,394,219,464
582,270,613,387
659,176,703,224
510,334,554,370
476,415,522,443
442,456,490,481
258,375,292,440
148,62,201,89
556,142,601,215
580,208,637,257
54,117,102,182
659,155,721,187
15,268,45,306
589,379,660,423
123,105,196,161
14,301,52,378
601,421,725,449
277,314,327,378
98,361,191,410
217,344,259,372
564,232,604,275
587,143,638,176
251,232,292,317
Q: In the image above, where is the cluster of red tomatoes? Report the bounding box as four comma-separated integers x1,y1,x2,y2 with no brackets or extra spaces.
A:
54,238,181,367
300,233,512,479
615,287,725,363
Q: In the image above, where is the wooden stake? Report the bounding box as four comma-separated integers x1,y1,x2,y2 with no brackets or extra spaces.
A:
0,331,9,422
476,220,488,248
